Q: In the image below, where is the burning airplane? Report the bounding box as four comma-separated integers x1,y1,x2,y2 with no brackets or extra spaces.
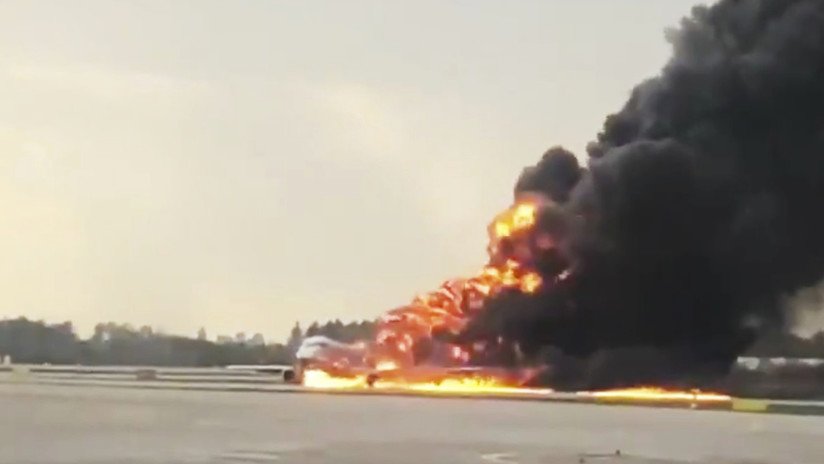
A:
296,197,556,392
299,0,824,396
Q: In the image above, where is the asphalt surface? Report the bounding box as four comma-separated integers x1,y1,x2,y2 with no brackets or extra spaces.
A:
1,383,822,464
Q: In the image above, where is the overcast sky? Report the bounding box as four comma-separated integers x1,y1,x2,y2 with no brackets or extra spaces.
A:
0,0,701,341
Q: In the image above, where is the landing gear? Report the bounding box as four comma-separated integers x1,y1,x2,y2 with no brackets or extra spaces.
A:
291,360,307,384
366,373,378,387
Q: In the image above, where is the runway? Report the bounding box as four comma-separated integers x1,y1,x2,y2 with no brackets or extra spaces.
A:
1,383,822,464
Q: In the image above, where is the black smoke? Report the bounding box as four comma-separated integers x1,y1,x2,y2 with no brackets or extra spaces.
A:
461,0,824,388
515,146,582,203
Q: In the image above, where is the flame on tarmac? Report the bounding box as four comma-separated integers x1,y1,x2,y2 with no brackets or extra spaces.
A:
302,369,552,396
303,370,730,404
579,387,731,402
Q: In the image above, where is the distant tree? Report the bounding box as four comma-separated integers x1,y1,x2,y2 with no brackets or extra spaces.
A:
0,318,79,364
359,320,375,340
318,319,343,340
249,333,265,346
92,323,107,344
265,343,293,364
197,327,208,341
0,318,374,367
286,322,302,352
305,322,320,337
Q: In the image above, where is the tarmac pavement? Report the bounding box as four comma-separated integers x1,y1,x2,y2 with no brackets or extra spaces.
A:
1,382,822,463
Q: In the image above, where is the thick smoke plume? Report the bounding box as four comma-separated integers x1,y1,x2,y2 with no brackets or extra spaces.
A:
460,0,824,387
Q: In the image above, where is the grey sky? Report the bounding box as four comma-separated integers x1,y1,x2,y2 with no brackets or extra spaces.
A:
0,0,700,341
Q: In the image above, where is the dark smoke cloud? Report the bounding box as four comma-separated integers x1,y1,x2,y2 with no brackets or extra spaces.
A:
463,0,824,387
515,146,582,203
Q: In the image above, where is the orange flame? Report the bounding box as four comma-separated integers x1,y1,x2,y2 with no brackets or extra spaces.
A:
492,202,537,238
370,198,547,370
303,198,557,389
300,196,733,401
302,368,552,396
302,369,366,389
579,387,731,402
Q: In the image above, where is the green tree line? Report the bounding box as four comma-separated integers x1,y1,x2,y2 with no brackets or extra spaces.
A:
0,317,374,366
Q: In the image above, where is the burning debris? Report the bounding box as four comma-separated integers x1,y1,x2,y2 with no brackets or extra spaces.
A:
302,0,824,392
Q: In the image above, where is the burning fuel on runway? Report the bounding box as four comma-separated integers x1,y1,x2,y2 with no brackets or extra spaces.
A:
300,0,824,393
302,368,553,396
578,388,732,403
